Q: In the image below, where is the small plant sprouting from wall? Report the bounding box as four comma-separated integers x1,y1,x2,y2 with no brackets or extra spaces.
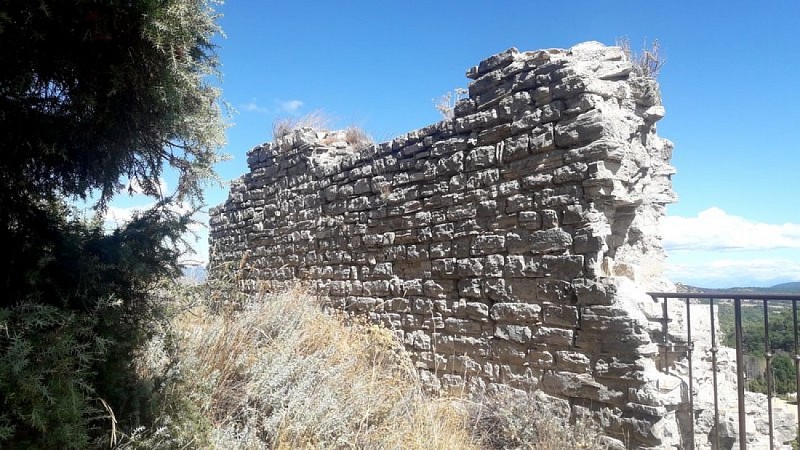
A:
434,87,468,120
343,125,374,151
616,37,665,79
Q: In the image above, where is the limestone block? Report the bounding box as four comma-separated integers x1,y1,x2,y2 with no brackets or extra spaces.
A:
527,349,555,368
454,109,501,133
498,91,533,119
555,351,591,373
537,101,564,125
453,257,481,277
477,122,515,146
505,193,532,213
457,278,482,298
491,340,528,365
471,234,506,255
573,278,616,305
497,179,519,196
362,280,390,296
541,371,624,405
467,47,520,80
385,297,411,313
422,280,450,298
483,254,504,278
444,317,485,335
405,330,431,351
453,300,490,321
483,278,508,302
494,324,533,344
465,168,500,190
446,204,477,221
540,209,559,229
421,315,445,330
518,211,541,229
534,280,574,303
534,326,574,347
529,123,556,153
490,302,542,324
554,110,606,148
431,258,457,279
434,334,490,357
510,110,543,133
529,228,573,254
550,75,588,101
553,162,588,184
453,98,477,118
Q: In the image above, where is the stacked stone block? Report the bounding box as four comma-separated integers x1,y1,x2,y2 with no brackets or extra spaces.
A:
210,42,679,448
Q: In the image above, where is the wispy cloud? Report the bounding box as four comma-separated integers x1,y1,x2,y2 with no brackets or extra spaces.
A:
239,98,305,115
663,207,800,252
278,99,304,113
240,99,270,114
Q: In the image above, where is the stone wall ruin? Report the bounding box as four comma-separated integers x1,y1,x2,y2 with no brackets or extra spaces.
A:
210,42,683,448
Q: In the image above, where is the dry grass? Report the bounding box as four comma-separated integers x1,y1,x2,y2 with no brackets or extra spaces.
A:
124,282,477,449
616,37,665,79
121,280,612,449
343,125,374,151
469,390,612,449
271,110,332,140
434,87,468,120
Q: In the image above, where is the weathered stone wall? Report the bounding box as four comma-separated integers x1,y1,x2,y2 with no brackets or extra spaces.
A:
210,42,680,448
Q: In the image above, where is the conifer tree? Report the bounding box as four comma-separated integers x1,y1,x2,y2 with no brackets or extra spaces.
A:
0,1,225,446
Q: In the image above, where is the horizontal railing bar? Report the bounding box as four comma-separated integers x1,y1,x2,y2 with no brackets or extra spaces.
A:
648,292,800,301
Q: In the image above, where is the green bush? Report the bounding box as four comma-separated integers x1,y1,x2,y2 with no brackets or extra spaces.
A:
0,303,104,448
0,204,190,448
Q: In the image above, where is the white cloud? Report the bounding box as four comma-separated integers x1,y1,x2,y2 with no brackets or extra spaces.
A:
240,99,270,114
663,207,800,252
278,99,304,113
665,258,800,287
239,98,304,115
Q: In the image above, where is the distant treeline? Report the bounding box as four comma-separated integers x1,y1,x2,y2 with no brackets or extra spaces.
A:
716,303,798,395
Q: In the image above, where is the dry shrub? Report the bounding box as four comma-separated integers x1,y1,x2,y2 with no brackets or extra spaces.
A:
343,125,374,151
434,87,468,120
271,110,332,140
469,389,612,450
127,282,477,449
124,279,616,449
617,37,665,79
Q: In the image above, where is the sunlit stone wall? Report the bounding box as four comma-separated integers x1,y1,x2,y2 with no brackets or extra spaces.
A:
210,42,679,448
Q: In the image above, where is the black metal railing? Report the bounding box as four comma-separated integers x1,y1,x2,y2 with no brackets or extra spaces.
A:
648,292,800,450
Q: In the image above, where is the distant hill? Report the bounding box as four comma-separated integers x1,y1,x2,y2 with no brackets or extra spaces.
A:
676,281,800,294
768,282,800,292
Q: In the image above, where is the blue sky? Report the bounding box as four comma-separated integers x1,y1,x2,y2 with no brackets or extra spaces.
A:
115,1,800,288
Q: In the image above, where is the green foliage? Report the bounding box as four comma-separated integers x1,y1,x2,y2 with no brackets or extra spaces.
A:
718,303,799,395
0,203,194,447
719,304,797,355
0,0,225,209
0,303,105,449
0,0,225,447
